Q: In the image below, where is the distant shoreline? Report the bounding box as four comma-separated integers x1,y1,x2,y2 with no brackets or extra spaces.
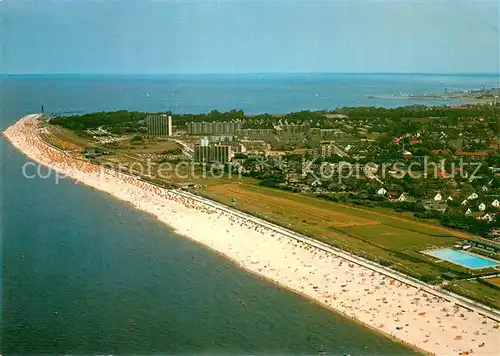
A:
2,72,500,77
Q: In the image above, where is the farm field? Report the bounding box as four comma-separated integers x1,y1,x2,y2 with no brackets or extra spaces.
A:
483,276,500,288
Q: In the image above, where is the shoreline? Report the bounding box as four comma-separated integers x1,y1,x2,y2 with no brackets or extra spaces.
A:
1,124,424,353
176,189,500,319
191,232,429,355
3,114,500,356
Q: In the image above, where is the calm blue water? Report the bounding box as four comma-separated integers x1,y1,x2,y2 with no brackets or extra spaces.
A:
1,73,498,355
426,248,499,269
1,73,498,117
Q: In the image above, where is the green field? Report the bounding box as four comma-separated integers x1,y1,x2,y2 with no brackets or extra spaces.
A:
444,280,500,310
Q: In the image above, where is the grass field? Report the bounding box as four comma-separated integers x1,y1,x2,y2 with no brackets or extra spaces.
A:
112,137,181,153
445,280,500,310
40,125,92,152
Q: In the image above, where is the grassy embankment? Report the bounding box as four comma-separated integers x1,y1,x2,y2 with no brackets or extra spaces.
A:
444,279,500,310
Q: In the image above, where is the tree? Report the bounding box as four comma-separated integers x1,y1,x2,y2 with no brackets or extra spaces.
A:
376,133,392,148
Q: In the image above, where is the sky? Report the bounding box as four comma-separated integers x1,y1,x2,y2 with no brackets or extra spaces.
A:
1,0,499,74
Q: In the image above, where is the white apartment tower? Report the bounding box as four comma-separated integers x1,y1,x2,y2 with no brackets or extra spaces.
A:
145,114,173,136
168,115,172,136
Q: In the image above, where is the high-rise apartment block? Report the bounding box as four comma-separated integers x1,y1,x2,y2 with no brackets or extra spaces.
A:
186,121,241,135
193,144,232,164
145,114,173,136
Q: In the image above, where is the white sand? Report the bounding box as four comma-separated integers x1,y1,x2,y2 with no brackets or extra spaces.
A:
4,115,500,356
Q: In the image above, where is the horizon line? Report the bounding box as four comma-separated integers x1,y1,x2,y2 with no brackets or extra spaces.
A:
1,71,500,77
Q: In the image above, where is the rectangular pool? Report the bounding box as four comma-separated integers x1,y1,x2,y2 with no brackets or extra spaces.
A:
422,248,499,269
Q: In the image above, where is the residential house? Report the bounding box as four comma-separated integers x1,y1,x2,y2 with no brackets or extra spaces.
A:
432,149,452,155
492,199,500,208
425,202,448,213
461,199,468,206
434,193,443,202
398,193,407,202
446,196,453,201
438,170,451,179
286,173,301,184
388,191,400,200
402,150,413,159
482,213,494,223
310,179,322,187
478,203,486,211
377,188,387,195
489,228,500,239
468,192,479,200
465,208,472,216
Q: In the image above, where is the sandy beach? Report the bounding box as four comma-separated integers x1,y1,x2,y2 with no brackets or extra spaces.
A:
3,114,500,356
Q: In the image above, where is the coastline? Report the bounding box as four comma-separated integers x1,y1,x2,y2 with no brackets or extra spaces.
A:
3,114,500,356
185,232,429,355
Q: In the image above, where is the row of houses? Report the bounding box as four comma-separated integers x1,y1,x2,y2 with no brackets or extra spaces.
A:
377,187,499,206
376,187,499,221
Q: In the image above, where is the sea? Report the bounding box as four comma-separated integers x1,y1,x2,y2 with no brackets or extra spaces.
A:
1,73,499,355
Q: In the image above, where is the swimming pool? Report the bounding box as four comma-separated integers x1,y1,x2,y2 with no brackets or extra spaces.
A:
422,248,499,269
